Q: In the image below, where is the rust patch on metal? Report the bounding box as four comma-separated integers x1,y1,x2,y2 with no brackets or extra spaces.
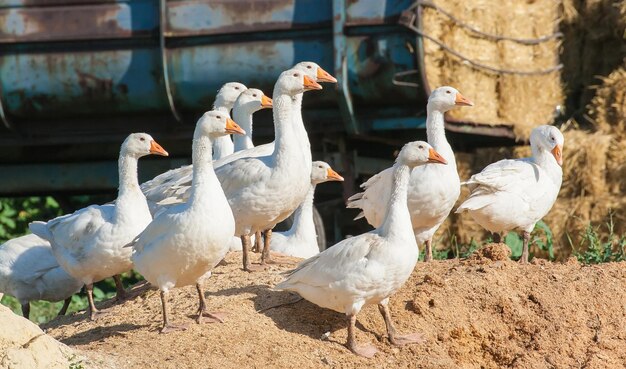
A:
0,4,150,43
166,0,331,37
75,70,114,99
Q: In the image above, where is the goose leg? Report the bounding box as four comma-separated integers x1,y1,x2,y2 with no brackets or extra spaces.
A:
378,300,424,346
252,231,263,253
195,282,225,324
520,231,530,264
423,239,433,262
160,290,186,334
113,275,127,300
261,229,272,264
86,283,107,321
57,297,72,316
492,232,502,244
21,302,30,319
346,314,377,358
242,234,265,272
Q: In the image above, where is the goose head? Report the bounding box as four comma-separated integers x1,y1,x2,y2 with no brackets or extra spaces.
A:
530,125,564,166
121,133,168,158
195,110,246,139
214,82,247,111
428,86,473,112
275,69,323,96
233,88,273,114
293,62,337,83
311,161,344,185
397,141,447,168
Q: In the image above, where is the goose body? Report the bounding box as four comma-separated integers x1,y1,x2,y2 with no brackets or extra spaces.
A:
347,87,472,261
29,133,168,319
131,112,244,332
277,141,447,357
456,125,564,262
270,161,343,258
0,234,83,319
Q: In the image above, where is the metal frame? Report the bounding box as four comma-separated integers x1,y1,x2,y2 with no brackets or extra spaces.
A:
159,0,183,123
332,0,359,135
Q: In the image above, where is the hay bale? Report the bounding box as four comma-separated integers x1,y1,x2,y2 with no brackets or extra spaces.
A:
560,129,612,197
587,64,626,138
422,0,563,139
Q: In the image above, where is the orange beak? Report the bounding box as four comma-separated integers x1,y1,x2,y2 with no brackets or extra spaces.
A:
551,144,563,166
316,67,337,83
149,140,169,156
260,95,273,108
428,148,447,164
225,118,246,135
303,75,323,91
326,168,344,181
454,92,474,106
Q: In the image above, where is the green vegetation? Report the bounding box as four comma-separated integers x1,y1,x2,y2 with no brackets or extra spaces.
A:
570,214,626,264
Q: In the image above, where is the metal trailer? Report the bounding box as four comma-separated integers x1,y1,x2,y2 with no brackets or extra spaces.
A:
0,0,515,243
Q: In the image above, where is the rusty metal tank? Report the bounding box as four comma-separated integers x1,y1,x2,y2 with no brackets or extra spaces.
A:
0,0,428,194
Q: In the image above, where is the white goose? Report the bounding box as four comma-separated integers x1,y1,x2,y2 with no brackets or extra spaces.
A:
347,86,472,261
215,70,322,271
29,133,168,320
0,234,83,319
131,112,244,333
276,141,447,357
212,82,247,160
270,161,343,258
232,88,273,152
456,125,564,263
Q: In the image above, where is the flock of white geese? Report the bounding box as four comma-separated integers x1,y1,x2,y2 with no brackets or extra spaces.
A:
0,61,564,357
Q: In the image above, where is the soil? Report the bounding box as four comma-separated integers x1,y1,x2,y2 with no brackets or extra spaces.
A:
42,245,626,369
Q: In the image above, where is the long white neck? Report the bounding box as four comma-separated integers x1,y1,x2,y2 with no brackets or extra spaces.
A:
188,134,218,206
114,153,145,223
532,145,563,186
288,183,317,245
212,106,234,159
272,93,302,167
233,106,254,151
378,164,413,239
291,94,311,163
425,107,455,164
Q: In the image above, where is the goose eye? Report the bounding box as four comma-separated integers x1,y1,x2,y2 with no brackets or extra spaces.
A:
307,65,312,69
234,87,240,90
418,145,424,149
293,73,299,77
216,115,221,119
253,94,257,97
139,137,145,142
446,90,451,94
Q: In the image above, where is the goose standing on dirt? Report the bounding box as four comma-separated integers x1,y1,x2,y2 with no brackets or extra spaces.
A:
29,133,169,320
131,112,245,333
276,141,447,357
270,161,344,258
347,86,472,261
456,125,564,263
0,234,83,319
212,82,247,160
216,69,323,272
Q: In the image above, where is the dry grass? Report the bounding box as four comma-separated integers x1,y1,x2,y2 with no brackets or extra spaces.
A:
422,0,563,140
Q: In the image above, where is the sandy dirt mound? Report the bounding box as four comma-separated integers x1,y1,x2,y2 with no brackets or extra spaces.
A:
42,251,626,369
